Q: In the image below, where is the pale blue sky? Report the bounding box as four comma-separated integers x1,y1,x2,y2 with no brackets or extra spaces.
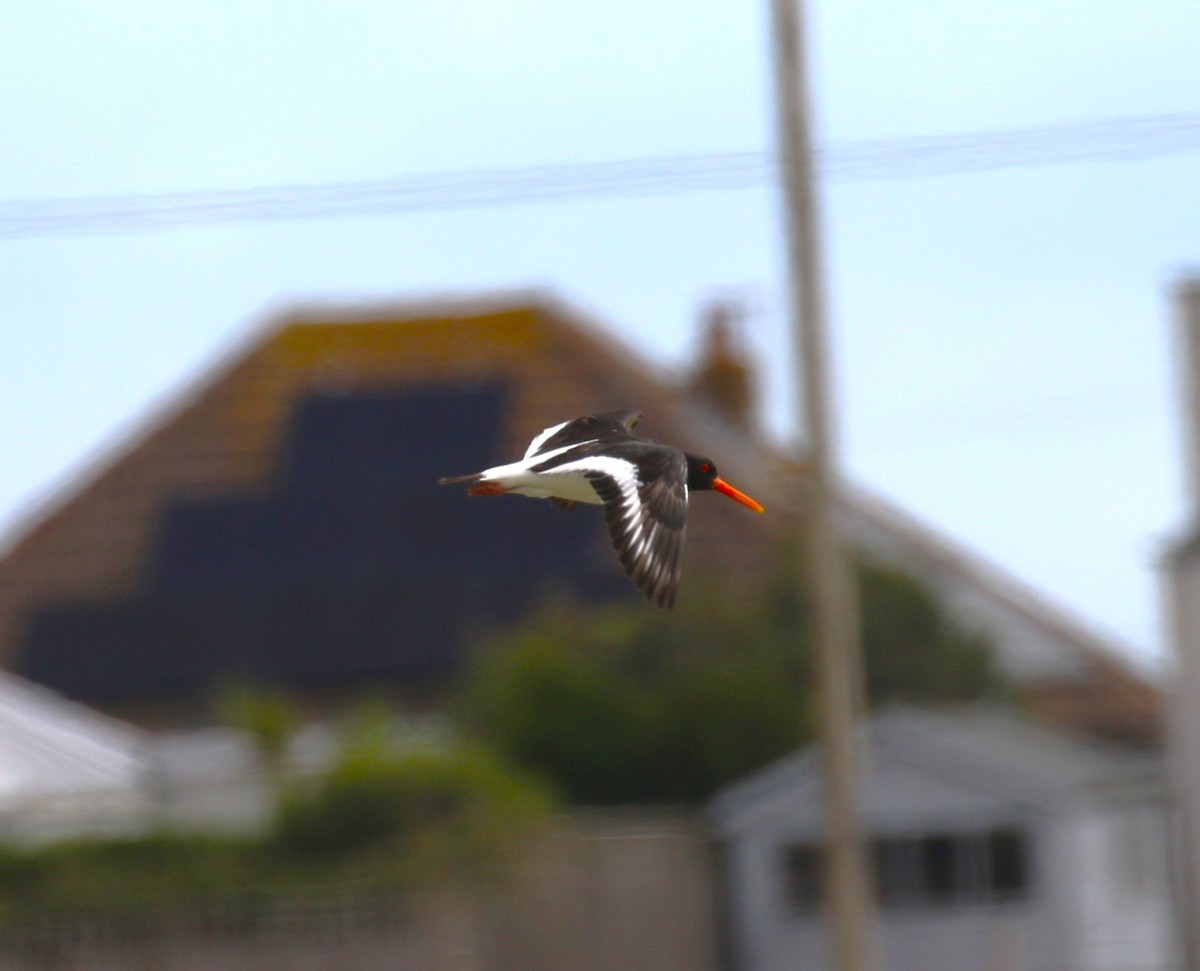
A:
2,1,1197,661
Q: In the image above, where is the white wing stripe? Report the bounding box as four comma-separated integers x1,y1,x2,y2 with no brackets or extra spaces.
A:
480,439,603,482
524,450,683,607
543,454,642,490
522,419,569,460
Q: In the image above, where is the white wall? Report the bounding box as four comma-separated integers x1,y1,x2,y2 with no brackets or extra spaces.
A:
1070,805,1179,971
715,739,1173,971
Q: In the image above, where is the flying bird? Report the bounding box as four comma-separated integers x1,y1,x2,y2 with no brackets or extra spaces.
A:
438,410,764,608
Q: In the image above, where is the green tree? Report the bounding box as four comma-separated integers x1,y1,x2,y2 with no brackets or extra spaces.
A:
858,562,1010,705
213,680,299,788
459,551,1013,806
459,598,811,805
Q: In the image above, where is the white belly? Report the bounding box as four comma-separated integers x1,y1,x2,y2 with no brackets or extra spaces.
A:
479,461,605,504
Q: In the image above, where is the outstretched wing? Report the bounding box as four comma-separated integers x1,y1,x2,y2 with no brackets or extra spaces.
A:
582,445,687,610
523,410,643,460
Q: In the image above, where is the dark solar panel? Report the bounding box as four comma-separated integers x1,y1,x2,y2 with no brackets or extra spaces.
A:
153,497,286,587
283,385,506,496
18,383,634,707
20,592,255,702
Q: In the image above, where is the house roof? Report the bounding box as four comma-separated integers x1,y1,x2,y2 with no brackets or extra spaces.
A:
708,706,1164,838
0,290,1161,739
0,292,776,717
0,671,145,802
839,485,1163,743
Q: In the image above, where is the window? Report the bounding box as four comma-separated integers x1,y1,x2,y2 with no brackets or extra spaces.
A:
875,837,920,904
919,835,958,902
988,829,1029,899
782,843,823,914
781,827,1031,913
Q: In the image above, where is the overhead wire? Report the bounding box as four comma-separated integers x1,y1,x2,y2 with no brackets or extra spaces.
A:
852,384,1164,450
1,111,1198,241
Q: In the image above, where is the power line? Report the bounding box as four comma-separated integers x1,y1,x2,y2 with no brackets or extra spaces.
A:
2,111,1198,241
853,383,1163,449
828,111,1200,179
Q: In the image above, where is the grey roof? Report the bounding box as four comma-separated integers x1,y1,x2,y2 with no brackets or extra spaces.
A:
838,485,1154,685
708,706,1164,836
0,672,146,802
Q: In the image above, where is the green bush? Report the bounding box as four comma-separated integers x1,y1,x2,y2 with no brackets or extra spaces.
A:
273,727,553,876
0,715,553,922
0,833,263,919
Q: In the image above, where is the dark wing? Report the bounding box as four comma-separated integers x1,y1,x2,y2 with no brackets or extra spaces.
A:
582,445,688,609
524,410,643,460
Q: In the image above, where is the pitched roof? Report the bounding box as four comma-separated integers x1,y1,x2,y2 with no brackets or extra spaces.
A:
0,290,1160,740
0,292,774,716
839,485,1163,743
709,706,1163,836
0,671,145,801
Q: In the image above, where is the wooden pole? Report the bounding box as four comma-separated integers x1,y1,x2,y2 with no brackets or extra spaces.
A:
768,1,881,968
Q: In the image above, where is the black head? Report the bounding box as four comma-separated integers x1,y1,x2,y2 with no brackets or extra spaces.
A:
685,453,721,490
684,453,765,513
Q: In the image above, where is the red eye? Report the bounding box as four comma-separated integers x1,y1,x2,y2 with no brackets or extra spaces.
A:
700,463,712,473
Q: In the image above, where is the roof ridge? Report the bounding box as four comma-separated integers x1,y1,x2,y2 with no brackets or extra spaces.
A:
837,481,1159,685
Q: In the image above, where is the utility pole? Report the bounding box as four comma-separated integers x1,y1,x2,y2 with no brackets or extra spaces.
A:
1166,276,1200,971
768,1,881,970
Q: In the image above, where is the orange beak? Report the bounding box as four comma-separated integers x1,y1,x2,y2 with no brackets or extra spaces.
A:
712,477,765,514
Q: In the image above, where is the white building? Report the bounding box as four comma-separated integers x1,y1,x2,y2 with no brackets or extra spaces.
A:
0,674,335,841
0,672,149,842
709,708,1177,971
143,721,348,833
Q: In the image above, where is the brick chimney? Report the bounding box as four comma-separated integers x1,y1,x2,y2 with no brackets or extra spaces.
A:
687,299,757,430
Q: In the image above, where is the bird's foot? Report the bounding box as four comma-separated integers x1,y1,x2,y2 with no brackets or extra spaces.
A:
467,482,509,497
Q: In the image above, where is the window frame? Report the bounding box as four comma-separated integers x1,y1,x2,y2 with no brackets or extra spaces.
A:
779,826,1033,915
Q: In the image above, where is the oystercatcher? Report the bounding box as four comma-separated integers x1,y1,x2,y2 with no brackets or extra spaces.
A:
438,410,764,609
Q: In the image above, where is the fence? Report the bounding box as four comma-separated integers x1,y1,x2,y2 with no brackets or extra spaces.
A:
0,812,720,971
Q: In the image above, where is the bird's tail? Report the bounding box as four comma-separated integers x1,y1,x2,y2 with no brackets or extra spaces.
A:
438,473,484,486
